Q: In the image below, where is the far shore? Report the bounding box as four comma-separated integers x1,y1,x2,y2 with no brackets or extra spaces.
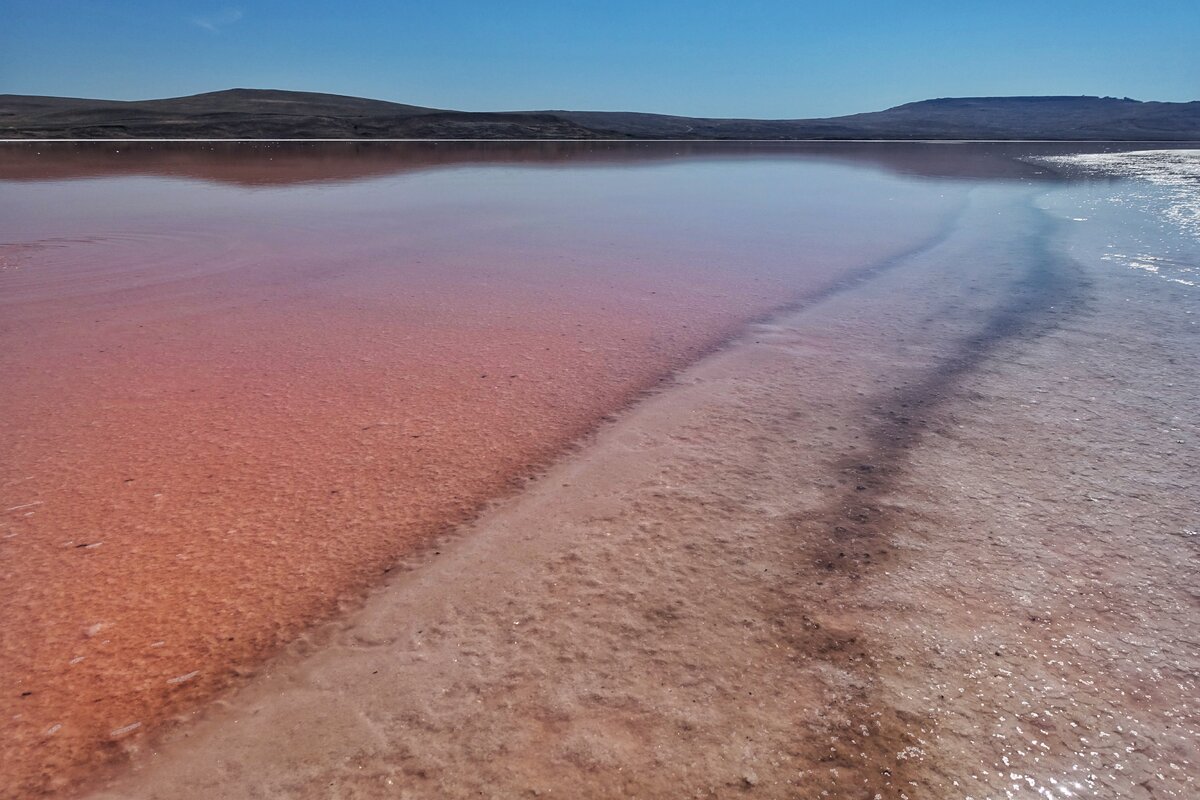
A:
4,89,1198,140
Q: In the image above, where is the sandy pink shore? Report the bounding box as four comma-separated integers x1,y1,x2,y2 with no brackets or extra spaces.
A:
78,185,1199,800
0,151,966,795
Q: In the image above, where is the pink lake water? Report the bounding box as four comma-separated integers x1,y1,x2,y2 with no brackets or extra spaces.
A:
0,141,1159,795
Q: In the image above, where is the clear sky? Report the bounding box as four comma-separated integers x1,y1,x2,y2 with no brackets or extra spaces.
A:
3,0,1197,118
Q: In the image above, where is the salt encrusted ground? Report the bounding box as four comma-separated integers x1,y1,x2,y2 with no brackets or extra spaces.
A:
84,185,1198,798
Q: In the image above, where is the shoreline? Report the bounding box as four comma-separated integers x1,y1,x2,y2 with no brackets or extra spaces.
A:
80,182,1197,798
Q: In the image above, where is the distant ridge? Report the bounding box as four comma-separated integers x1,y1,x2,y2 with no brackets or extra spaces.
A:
1,89,1198,140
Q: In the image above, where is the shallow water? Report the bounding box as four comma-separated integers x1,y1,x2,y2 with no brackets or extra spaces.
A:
1038,150,1200,290
0,141,1196,796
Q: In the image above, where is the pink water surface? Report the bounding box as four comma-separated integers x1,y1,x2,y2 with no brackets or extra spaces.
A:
0,142,971,794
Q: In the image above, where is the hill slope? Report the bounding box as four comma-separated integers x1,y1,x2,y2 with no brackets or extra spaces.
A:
1,90,1197,140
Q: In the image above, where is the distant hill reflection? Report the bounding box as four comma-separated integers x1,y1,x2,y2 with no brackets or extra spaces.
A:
0,140,1178,187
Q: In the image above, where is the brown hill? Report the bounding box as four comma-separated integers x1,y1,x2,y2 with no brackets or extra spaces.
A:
1,89,1197,140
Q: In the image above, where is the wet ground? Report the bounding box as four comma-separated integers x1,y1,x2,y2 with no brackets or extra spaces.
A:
80,180,1199,799
0,142,964,795
2,143,1196,798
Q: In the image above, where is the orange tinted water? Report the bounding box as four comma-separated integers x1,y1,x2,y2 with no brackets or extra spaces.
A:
0,142,978,794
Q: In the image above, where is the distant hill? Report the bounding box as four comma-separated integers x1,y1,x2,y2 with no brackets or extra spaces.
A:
819,96,1200,140
1,89,1197,140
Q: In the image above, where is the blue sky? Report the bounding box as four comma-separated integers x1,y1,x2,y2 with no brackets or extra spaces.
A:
2,1,1197,117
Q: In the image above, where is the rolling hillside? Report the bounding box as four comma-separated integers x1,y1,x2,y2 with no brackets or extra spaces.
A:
1,89,1197,140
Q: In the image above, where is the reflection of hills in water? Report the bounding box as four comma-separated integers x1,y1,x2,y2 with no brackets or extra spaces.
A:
5,141,1197,188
